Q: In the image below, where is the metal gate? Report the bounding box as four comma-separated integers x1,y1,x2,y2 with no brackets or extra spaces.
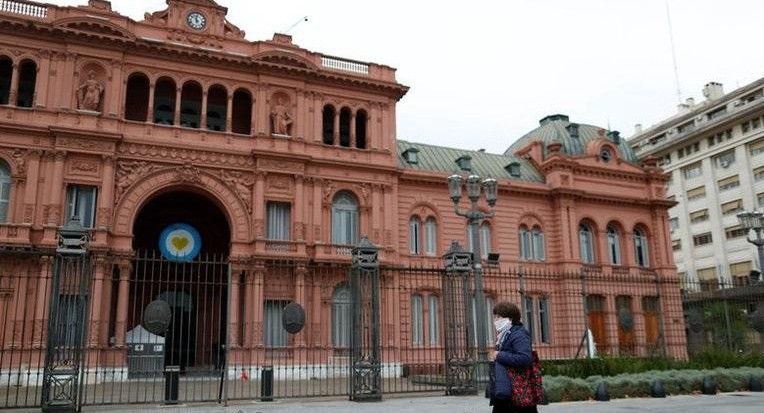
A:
41,220,93,413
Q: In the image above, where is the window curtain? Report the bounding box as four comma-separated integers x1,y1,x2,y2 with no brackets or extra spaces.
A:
579,225,594,264
409,217,421,255
0,161,10,223
66,186,97,228
411,295,423,345
607,227,621,265
332,284,351,348
480,223,491,259
332,193,358,245
538,298,550,343
425,218,437,256
532,227,545,261
428,295,439,346
519,226,530,260
264,300,288,347
633,230,649,267
267,202,291,240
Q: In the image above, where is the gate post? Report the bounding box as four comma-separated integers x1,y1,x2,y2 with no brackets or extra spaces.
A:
442,241,477,395
41,218,92,413
350,236,382,402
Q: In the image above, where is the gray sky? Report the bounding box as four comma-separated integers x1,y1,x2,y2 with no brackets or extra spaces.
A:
46,0,764,153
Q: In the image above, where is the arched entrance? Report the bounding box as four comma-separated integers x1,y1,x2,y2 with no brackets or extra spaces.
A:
126,190,230,382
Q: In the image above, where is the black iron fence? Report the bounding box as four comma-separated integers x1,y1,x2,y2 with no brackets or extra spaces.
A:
2,247,764,408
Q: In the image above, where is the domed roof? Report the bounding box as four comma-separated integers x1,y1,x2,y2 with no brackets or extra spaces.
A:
505,114,640,163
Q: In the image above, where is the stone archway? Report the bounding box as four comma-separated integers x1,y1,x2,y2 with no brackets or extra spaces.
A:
113,164,252,243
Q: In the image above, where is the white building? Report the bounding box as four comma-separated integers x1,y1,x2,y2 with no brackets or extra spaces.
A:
629,80,764,288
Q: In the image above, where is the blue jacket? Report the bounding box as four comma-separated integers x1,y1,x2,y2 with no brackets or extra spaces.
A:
489,323,533,402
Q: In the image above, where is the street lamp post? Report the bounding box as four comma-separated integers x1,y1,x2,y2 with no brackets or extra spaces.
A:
737,211,764,282
447,173,498,377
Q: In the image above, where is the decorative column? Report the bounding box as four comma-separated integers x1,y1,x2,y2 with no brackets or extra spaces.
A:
11,263,29,348
255,86,268,135
311,273,321,347
249,94,257,135
295,264,308,362
295,176,304,241
36,50,51,108
333,111,340,145
313,93,323,143
46,151,66,225
87,257,107,347
312,179,322,244
114,259,131,348
243,269,255,348
254,172,266,238
108,59,122,117
200,90,208,130
97,155,115,229
226,94,233,133
350,112,357,148
253,263,265,346
350,237,382,401
146,82,156,123
295,91,306,138
23,150,41,224
8,62,20,106
229,264,243,348
33,256,52,347
61,53,76,110
173,87,182,126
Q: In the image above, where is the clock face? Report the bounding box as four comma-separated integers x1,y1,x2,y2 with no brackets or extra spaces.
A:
187,12,206,30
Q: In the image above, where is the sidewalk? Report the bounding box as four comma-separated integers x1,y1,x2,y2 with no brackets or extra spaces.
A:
76,392,764,413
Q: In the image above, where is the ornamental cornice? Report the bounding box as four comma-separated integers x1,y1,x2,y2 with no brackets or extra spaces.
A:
118,142,255,169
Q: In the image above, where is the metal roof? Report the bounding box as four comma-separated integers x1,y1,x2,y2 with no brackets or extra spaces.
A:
397,140,544,183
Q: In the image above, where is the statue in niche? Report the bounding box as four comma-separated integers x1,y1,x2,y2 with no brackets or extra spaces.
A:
270,97,293,135
76,70,104,112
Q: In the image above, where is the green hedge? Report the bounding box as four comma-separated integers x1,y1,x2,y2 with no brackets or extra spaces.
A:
541,349,764,379
542,367,764,403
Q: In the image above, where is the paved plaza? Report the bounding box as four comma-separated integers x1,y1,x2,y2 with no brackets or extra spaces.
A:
31,392,761,413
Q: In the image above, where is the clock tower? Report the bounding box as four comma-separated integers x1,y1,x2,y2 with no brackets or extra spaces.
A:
142,0,245,40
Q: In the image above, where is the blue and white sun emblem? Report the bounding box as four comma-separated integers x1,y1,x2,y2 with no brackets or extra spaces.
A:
159,223,202,262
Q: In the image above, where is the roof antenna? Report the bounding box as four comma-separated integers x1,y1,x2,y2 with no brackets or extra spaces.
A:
665,0,683,104
284,16,309,34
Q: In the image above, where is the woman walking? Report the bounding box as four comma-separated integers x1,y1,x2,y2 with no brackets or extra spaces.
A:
489,301,539,413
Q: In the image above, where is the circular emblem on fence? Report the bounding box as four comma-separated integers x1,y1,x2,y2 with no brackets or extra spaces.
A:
159,223,202,262
282,303,306,334
618,308,634,332
751,308,764,333
687,308,704,333
143,299,172,335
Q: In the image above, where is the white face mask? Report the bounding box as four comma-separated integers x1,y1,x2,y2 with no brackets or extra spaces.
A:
494,318,511,331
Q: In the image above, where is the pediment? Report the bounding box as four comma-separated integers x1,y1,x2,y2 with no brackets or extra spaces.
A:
53,17,135,40
253,50,318,70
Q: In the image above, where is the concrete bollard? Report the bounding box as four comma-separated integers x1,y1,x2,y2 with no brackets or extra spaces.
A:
595,382,610,402
650,380,666,398
702,377,717,395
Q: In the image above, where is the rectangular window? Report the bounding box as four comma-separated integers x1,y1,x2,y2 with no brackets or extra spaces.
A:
713,150,736,169
754,118,762,129
409,219,421,255
411,295,423,346
264,300,289,347
686,186,706,201
677,121,695,134
726,226,748,240
66,186,97,228
690,209,709,223
742,121,751,133
672,239,682,251
754,166,764,182
697,267,717,291
266,202,291,240
730,261,753,278
718,175,740,191
707,107,727,120
721,199,743,216
523,296,534,342
750,139,764,156
693,232,713,246
425,219,437,256
532,231,546,261
428,295,439,346
0,175,9,223
669,217,679,232
758,192,764,207
538,297,550,344
683,162,703,179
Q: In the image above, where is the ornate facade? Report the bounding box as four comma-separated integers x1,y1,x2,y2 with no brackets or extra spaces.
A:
0,0,685,402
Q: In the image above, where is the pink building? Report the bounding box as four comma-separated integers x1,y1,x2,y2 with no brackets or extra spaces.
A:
0,0,685,407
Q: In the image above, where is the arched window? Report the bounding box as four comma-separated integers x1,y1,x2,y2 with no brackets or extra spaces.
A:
180,81,202,128
480,222,492,259
339,107,351,147
425,217,437,256
607,225,621,265
579,223,595,264
428,295,440,346
124,73,150,121
0,57,12,105
16,60,36,108
332,192,358,245
411,294,424,345
633,228,650,268
332,283,351,349
153,77,176,125
0,159,11,223
531,226,546,261
322,105,335,145
356,109,368,149
206,85,227,132
231,89,252,135
409,216,422,255
519,225,531,260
